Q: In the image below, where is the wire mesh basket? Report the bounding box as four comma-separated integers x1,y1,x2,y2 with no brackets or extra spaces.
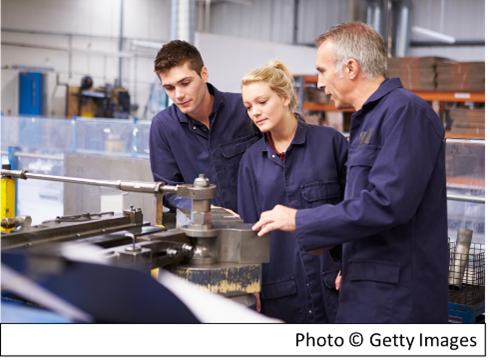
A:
448,241,485,306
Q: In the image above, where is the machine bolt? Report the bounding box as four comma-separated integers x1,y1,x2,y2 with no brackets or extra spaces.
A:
125,232,141,252
193,174,210,187
166,248,178,257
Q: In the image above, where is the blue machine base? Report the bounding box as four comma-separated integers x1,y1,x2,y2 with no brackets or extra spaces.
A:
449,301,485,323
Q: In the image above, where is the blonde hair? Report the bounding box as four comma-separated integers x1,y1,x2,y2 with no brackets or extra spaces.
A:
241,60,298,113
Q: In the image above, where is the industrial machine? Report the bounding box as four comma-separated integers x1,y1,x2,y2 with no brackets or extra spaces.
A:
69,76,132,118
1,168,270,322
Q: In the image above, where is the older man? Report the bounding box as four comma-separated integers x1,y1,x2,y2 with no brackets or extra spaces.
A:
252,22,448,323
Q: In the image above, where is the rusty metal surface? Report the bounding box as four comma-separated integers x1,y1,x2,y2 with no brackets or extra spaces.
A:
169,263,262,297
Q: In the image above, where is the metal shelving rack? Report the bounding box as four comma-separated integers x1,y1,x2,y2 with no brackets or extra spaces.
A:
296,75,485,138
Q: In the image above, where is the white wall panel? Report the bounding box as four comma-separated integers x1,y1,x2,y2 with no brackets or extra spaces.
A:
1,70,20,116
297,0,348,44
1,0,120,36
195,32,317,93
125,0,171,41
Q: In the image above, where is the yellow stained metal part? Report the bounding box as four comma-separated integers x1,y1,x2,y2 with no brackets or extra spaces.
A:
151,268,159,279
174,265,262,295
1,176,16,232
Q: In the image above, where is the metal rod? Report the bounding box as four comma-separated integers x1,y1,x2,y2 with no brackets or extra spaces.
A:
1,27,165,43
447,194,485,204
2,170,121,188
204,0,211,33
11,152,64,161
0,169,178,194
118,0,124,87
410,40,485,47
292,0,299,44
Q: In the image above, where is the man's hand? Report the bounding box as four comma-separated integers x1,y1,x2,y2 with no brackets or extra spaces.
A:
254,292,261,312
335,271,342,290
252,205,297,237
309,248,327,256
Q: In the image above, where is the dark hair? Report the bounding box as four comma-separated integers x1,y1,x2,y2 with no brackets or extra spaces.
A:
154,40,205,77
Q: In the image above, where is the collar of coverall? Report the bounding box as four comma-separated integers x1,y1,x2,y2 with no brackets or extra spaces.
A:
257,114,308,152
361,77,403,108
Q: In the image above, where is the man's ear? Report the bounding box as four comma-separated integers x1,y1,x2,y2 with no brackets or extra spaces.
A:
346,59,359,80
200,66,209,83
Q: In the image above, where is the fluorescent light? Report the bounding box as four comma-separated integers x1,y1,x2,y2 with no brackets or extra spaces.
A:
411,26,456,44
210,0,254,4
131,40,164,49
224,0,254,4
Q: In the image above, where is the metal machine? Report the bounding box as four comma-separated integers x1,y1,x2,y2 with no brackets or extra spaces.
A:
1,168,270,321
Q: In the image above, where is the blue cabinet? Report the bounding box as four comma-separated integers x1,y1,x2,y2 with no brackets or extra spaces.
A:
19,72,42,146
19,72,42,115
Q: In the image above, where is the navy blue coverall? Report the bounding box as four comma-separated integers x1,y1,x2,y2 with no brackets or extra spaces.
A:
149,83,261,212
238,119,348,323
296,78,448,323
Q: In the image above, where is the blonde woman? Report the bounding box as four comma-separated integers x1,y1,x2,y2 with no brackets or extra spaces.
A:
237,60,348,323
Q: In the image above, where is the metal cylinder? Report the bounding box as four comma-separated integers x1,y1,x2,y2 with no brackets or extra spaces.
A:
171,0,179,40
175,0,196,44
119,181,162,194
448,228,473,288
366,0,384,35
395,1,410,57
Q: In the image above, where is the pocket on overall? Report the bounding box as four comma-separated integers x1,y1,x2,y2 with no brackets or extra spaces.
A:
345,145,380,197
300,181,341,207
261,277,305,323
220,134,258,187
345,259,400,323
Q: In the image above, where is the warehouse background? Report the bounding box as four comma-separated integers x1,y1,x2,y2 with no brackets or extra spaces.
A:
1,0,485,120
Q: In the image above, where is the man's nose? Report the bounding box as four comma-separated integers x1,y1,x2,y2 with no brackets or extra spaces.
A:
317,77,325,90
175,87,185,99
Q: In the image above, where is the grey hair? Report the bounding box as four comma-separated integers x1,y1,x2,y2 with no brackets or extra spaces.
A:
315,21,387,79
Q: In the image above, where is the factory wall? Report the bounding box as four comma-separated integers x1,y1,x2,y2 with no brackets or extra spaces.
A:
196,32,317,93
1,0,171,119
207,0,351,45
1,0,485,119
205,0,484,61
408,0,485,61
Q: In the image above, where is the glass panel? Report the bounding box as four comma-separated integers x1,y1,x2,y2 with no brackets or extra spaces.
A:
1,115,151,158
1,115,153,225
445,138,485,244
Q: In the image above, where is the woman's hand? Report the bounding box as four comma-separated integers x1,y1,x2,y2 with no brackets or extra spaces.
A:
252,205,297,236
211,205,241,218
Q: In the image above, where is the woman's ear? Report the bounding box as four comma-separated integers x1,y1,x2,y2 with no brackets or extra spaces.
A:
283,93,291,108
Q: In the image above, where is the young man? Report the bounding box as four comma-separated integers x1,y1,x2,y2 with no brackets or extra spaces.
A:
252,22,448,323
149,40,260,212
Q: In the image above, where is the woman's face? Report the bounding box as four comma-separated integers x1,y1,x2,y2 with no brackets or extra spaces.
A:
242,81,290,133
